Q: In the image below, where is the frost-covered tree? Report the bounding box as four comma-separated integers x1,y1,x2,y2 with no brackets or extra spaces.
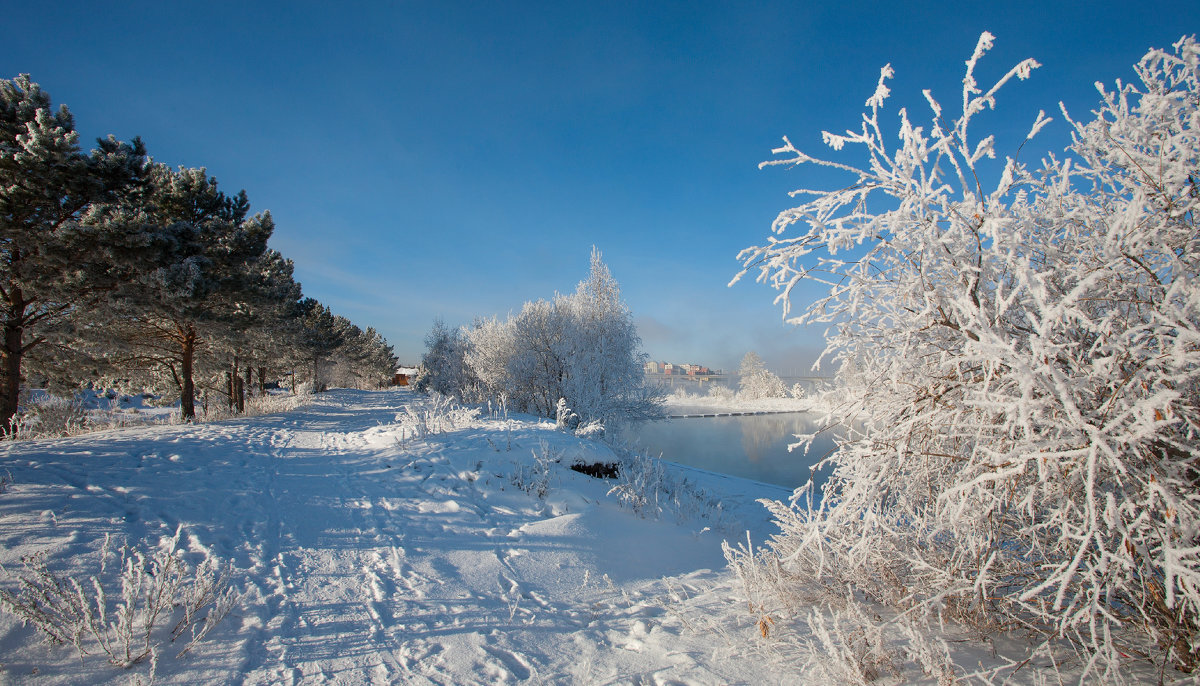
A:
203,247,303,411
736,351,788,399
94,166,273,420
415,318,481,399
241,249,305,395
450,248,661,422
0,74,147,430
327,323,398,389
561,248,657,420
295,299,343,393
734,34,1200,675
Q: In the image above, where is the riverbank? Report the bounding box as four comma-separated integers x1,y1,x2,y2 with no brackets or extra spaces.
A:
662,392,820,418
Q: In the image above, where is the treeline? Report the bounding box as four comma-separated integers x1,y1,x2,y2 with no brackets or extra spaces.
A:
416,248,662,425
0,75,397,429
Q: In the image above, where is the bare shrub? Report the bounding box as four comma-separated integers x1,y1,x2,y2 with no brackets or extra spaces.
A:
0,530,239,669
707,384,736,401
198,390,312,423
511,440,556,498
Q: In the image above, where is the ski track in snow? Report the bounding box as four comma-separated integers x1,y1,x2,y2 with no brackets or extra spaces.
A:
0,389,795,685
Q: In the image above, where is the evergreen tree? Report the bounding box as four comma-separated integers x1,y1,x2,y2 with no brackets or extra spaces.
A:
296,298,344,392
209,248,303,411
0,74,147,430
96,166,272,420
329,324,398,390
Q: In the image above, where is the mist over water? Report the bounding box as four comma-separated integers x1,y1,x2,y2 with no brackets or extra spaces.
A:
616,412,836,493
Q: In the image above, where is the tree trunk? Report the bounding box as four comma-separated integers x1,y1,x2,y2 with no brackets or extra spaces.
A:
0,306,25,435
180,326,197,421
244,365,253,399
312,355,320,393
226,370,235,410
258,366,267,395
233,356,245,413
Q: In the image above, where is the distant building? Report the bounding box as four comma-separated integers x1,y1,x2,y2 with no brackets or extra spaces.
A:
645,360,716,376
392,366,419,386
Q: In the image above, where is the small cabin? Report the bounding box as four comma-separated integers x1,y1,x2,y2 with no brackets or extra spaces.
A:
392,366,419,386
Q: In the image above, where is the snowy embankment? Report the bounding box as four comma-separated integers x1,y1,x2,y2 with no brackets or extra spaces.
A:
662,392,821,418
0,388,807,684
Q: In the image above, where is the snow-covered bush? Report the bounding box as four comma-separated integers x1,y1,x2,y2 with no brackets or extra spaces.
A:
736,352,788,399
574,419,605,439
414,319,482,401
5,391,175,440
415,249,662,424
707,383,736,401
734,33,1200,675
789,383,805,400
195,388,311,423
671,386,694,400
555,397,581,431
0,530,238,670
607,449,666,518
395,392,481,441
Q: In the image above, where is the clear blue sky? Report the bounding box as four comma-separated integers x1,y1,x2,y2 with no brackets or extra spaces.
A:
3,1,1194,373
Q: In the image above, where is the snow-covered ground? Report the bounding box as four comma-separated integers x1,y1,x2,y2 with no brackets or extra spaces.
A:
1,388,1175,684
0,388,802,684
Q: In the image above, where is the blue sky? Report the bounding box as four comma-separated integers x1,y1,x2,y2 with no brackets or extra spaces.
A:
3,1,1195,372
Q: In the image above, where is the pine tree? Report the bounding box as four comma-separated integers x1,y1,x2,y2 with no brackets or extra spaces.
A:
328,325,398,390
207,248,303,411
95,166,272,420
0,74,147,431
296,299,344,393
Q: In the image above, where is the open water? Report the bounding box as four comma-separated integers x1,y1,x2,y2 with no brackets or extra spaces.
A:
616,412,837,494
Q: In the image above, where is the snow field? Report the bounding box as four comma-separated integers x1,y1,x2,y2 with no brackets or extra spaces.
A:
0,389,796,684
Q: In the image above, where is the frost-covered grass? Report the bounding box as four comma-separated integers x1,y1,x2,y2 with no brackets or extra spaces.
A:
605,443,728,529
0,529,238,671
192,390,313,424
7,392,176,440
6,388,317,441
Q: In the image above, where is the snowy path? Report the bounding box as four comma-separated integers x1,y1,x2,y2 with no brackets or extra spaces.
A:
0,390,793,684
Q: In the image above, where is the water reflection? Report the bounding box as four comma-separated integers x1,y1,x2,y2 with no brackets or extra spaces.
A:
616,413,836,492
